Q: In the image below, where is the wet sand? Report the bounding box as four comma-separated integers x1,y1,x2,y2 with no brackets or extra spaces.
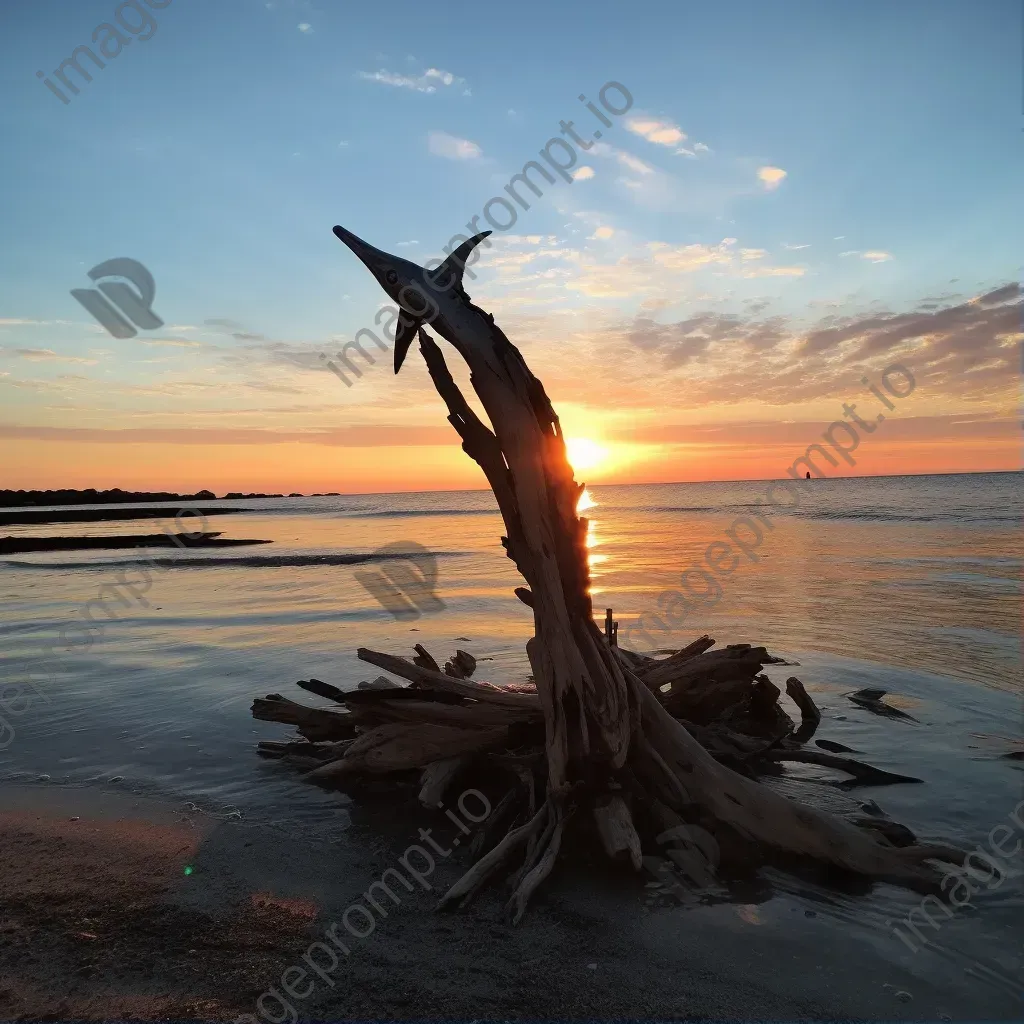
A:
0,782,1018,1022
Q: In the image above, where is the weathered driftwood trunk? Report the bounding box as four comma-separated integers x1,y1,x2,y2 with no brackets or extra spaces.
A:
330,227,637,901
416,329,633,790
252,226,965,919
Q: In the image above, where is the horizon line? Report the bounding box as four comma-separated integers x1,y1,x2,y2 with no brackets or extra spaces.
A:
3,467,1019,502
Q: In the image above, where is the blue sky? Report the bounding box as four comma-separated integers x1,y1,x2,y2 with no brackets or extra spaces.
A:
0,0,1019,491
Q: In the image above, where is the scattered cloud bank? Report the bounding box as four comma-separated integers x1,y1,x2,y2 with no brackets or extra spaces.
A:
592,282,1021,406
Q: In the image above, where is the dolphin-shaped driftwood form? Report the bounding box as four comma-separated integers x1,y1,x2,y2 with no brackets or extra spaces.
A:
323,223,968,921
332,225,493,373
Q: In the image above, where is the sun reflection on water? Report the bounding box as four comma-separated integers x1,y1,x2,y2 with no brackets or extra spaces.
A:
578,487,606,593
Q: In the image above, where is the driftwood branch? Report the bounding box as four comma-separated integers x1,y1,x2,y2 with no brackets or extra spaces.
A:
785,676,821,742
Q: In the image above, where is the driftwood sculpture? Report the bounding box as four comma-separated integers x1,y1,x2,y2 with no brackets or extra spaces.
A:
252,226,965,920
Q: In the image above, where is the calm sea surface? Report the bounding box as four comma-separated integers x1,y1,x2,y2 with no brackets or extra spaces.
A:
0,472,1021,994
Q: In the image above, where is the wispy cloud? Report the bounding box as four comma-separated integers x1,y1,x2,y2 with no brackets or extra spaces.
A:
297,22,312,33
427,131,481,160
594,143,654,176
2,347,98,365
742,265,806,278
618,151,654,175
137,337,207,348
358,66,467,94
0,318,72,327
838,250,893,262
573,166,595,181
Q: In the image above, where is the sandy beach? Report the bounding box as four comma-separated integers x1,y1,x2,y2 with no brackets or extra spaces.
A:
2,781,1020,1022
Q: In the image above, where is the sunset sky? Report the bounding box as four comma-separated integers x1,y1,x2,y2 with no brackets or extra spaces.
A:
1,0,1019,494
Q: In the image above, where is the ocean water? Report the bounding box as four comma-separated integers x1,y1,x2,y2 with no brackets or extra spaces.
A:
0,472,1021,995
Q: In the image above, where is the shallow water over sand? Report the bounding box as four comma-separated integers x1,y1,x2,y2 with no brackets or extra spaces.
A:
0,472,1021,1008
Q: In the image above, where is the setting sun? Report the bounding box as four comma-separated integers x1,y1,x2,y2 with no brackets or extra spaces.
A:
564,437,609,473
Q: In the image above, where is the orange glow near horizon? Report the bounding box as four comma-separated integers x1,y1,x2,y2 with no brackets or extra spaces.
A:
0,428,1018,495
